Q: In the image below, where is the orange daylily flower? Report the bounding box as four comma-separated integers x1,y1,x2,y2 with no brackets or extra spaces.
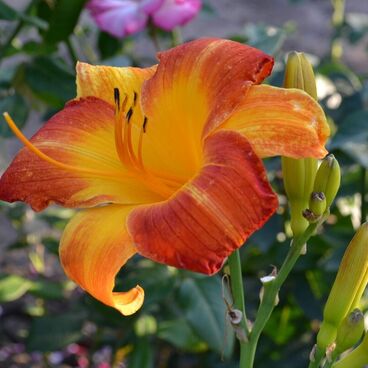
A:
0,39,329,316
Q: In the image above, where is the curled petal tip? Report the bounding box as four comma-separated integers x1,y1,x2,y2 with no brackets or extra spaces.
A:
113,285,145,316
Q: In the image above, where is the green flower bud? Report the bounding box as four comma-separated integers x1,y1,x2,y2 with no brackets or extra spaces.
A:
282,52,318,236
334,308,364,356
283,51,318,100
313,154,341,208
317,223,368,351
332,332,368,368
306,191,327,222
282,158,317,235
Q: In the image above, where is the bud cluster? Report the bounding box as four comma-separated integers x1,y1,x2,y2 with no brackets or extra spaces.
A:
316,223,368,366
303,154,341,223
282,52,319,237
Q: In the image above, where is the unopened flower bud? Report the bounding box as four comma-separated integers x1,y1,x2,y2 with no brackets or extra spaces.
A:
313,154,341,208
334,308,364,356
317,223,368,351
332,332,368,368
283,51,318,100
304,191,327,223
282,52,318,237
309,192,327,217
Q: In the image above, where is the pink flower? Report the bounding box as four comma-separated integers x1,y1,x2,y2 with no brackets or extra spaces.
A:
87,0,201,38
152,0,201,31
87,0,163,38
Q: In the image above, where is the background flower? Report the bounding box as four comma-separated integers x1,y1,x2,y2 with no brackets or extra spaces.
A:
152,0,201,31
87,0,201,38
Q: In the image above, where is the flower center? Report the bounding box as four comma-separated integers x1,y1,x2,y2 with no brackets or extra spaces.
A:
3,92,183,200
113,88,182,198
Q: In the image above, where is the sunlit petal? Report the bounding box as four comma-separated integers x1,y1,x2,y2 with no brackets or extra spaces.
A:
60,205,143,315
0,98,162,211
221,85,330,158
76,61,156,108
140,38,274,180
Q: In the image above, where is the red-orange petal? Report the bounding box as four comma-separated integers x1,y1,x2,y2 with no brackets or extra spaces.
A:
221,85,330,158
139,38,274,180
0,97,161,211
60,205,143,316
127,130,278,275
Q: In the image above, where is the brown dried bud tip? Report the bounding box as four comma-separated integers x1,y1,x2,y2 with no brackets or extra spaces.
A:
311,192,326,202
228,308,243,325
302,208,320,222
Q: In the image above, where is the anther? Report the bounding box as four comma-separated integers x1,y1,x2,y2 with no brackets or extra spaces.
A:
143,116,148,133
114,88,120,111
133,91,137,106
126,108,134,123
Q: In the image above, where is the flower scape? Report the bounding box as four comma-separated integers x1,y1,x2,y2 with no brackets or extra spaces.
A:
0,38,329,316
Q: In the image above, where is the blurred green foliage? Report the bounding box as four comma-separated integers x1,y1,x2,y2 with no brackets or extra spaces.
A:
0,0,367,367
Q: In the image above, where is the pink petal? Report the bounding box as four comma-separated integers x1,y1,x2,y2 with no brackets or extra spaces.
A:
139,0,164,14
88,0,148,38
152,0,201,31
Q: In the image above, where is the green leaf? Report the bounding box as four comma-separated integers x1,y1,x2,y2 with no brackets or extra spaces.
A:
0,1,47,28
0,66,17,88
24,56,75,108
0,274,31,302
0,0,18,20
243,23,292,55
158,318,206,352
0,93,28,138
98,31,121,59
21,41,57,56
28,280,65,300
318,61,361,95
26,311,86,352
177,276,234,356
329,110,368,168
43,0,87,44
128,338,154,368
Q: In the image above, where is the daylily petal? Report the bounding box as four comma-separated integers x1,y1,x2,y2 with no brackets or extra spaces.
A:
127,130,278,275
60,205,143,316
0,97,162,211
140,38,274,180
76,61,156,108
221,85,330,158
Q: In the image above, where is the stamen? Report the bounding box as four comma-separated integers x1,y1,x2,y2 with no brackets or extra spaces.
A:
143,116,148,133
137,116,147,170
137,127,145,171
114,89,129,166
114,88,120,111
123,108,135,167
126,107,133,123
3,112,127,179
133,91,137,106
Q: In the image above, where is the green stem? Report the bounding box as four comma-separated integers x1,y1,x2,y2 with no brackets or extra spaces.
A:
65,38,78,65
148,24,161,52
330,0,345,60
361,167,367,224
228,249,250,366
171,28,183,47
308,347,326,368
243,222,319,367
